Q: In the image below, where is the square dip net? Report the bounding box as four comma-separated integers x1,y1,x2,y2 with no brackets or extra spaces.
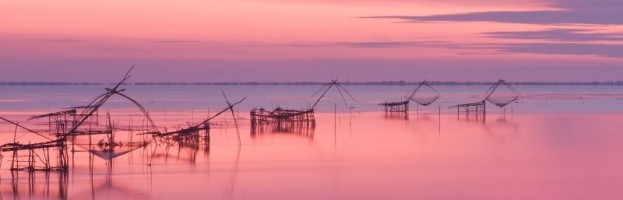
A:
483,79,522,108
407,81,441,106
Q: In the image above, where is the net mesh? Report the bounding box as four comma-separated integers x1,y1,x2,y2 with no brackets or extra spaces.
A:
412,96,441,106
409,83,441,106
71,135,146,159
485,82,520,107
486,95,518,107
89,148,136,159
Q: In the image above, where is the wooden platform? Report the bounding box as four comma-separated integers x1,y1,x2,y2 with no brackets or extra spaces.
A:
379,100,409,113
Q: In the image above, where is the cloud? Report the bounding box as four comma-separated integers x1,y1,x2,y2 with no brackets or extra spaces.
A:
485,29,623,42
481,28,623,57
361,1,623,58
486,43,623,58
4,57,623,82
150,40,201,43
241,41,462,48
257,0,528,7
364,0,623,25
334,41,459,48
180,39,623,58
49,39,85,43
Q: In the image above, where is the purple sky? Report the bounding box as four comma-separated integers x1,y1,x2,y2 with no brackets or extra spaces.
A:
1,0,622,82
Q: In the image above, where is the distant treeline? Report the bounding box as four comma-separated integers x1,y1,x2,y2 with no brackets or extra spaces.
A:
0,82,102,86
2,81,623,86
133,81,623,86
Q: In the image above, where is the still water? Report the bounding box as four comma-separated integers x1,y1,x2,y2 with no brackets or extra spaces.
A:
0,85,622,199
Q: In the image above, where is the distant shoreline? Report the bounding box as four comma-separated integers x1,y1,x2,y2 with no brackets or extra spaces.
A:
1,81,623,86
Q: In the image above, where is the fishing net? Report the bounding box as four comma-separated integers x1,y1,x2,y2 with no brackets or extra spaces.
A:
71,134,147,159
486,95,519,107
89,147,136,159
485,81,520,108
411,95,441,106
408,83,441,106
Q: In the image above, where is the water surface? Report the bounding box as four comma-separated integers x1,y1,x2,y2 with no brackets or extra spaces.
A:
0,85,622,200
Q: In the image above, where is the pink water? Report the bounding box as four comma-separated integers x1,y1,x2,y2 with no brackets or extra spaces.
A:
1,111,622,200
1,85,623,199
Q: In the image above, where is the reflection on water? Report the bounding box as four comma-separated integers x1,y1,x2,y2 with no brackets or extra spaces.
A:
2,111,623,199
148,140,210,165
1,171,68,199
80,160,150,200
383,112,409,120
251,125,315,141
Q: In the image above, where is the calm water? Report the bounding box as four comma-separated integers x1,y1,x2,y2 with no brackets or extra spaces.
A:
1,85,623,200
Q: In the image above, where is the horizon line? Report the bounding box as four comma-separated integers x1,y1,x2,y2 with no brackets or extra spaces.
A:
2,80,623,86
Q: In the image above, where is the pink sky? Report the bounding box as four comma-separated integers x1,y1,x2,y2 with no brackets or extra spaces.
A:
1,0,622,82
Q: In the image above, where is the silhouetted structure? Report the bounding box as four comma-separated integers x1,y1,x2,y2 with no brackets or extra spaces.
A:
250,79,354,132
0,66,246,173
0,67,152,171
380,81,441,113
148,94,245,146
451,79,521,118
0,117,69,172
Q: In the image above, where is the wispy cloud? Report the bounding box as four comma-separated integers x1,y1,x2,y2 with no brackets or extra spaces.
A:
485,43,623,58
481,28,623,57
151,39,623,58
485,29,623,42
49,39,85,43
334,41,458,48
240,41,462,48
360,0,623,58
364,0,623,25
150,40,201,43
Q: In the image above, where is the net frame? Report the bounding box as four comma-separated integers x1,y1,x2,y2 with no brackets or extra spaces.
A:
482,79,522,108
406,81,441,106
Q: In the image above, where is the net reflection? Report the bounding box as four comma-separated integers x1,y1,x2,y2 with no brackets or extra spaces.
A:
483,116,519,144
83,161,150,200
383,112,409,120
250,122,315,141
456,111,486,122
148,139,210,165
